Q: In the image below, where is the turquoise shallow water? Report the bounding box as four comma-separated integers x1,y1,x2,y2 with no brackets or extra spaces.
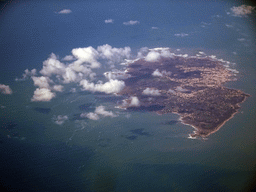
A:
0,1,256,191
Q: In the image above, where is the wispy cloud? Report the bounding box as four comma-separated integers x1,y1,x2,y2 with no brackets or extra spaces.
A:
123,20,140,25
53,115,68,125
152,27,158,29
58,9,72,14
105,19,114,24
174,33,189,37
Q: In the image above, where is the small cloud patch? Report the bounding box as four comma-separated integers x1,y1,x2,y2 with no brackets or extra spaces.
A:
58,9,72,14
123,20,140,25
0,84,13,95
105,19,114,24
230,5,255,17
53,115,68,125
174,33,188,37
142,88,161,96
80,105,116,120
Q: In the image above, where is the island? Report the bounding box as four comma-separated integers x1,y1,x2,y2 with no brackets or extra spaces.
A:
117,52,250,138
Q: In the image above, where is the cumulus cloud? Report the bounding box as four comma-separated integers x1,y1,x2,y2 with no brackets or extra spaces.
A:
137,47,149,58
142,88,161,96
174,33,189,37
97,44,131,64
145,51,160,62
52,85,64,92
39,52,95,84
15,69,37,81
72,47,100,68
230,5,255,17
40,53,66,76
130,96,140,106
144,48,174,62
53,115,68,125
152,69,163,77
31,76,52,88
80,105,116,121
58,9,72,14
80,79,125,94
62,55,75,61
0,84,13,95
152,69,172,77
104,70,131,80
95,106,116,117
121,96,140,108
123,20,140,25
81,112,99,120
31,88,56,102
22,44,134,102
105,19,114,23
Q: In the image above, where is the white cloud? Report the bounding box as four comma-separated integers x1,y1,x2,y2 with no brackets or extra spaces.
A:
104,70,131,80
174,33,189,37
53,115,68,125
145,51,160,62
130,96,140,106
20,44,136,102
152,69,163,77
80,79,125,94
137,47,149,58
144,49,174,62
81,112,99,120
142,88,161,96
52,85,64,92
230,5,255,17
58,9,72,14
62,67,79,83
121,96,140,108
31,88,56,102
152,27,158,29
105,19,114,24
39,52,96,84
97,44,131,64
123,20,140,25
31,76,52,88
71,47,100,68
95,106,116,117
0,84,13,95
62,55,75,61
80,105,116,121
40,53,66,76
15,69,37,81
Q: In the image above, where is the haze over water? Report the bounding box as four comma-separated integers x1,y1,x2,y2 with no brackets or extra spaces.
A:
0,1,255,191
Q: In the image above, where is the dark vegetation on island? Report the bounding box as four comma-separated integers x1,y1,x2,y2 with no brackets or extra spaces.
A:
119,56,250,137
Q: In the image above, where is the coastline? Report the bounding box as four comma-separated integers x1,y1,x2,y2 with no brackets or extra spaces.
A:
181,93,250,138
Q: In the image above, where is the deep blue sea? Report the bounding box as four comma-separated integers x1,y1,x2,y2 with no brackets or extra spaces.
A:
0,0,255,191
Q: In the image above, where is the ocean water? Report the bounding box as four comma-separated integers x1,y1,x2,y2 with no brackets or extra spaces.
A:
0,1,256,191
